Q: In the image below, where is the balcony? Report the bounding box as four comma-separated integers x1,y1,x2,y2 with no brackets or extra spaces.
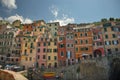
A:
93,45,104,49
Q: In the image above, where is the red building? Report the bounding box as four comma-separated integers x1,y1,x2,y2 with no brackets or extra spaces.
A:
57,26,66,66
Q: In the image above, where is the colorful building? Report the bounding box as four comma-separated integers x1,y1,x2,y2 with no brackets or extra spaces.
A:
0,27,20,65
20,35,37,69
65,24,76,65
36,35,48,68
92,26,104,57
57,26,66,66
47,22,59,38
46,37,58,68
102,22,120,54
73,24,94,61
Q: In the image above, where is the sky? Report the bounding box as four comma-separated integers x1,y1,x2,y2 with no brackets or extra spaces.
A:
0,0,120,25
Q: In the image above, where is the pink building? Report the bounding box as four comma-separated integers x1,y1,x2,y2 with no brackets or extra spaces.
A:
36,35,48,68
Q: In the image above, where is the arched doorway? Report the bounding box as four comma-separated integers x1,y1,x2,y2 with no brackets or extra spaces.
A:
94,49,102,57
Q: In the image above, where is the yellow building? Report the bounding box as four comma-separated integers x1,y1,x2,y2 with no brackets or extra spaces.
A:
46,37,58,68
20,36,37,69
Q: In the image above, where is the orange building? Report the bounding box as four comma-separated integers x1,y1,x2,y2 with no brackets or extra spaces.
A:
22,24,33,32
73,24,94,61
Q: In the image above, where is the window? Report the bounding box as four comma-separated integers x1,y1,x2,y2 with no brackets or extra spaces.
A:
104,28,107,32
54,32,57,36
16,59,18,61
59,37,63,41
80,40,83,44
43,48,46,52
112,34,116,38
24,49,27,55
48,42,50,46
112,40,118,45
23,38,25,40
81,47,88,51
81,48,84,51
115,48,118,51
59,44,64,48
85,40,88,44
105,35,108,39
37,48,40,52
40,29,41,31
50,49,52,53
98,35,100,39
80,33,82,37
67,36,69,39
111,27,114,31
105,41,110,45
85,33,87,36
45,38,47,41
25,43,27,47
75,34,77,37
50,38,52,41
55,24,57,26
30,49,32,53
109,41,111,45
41,38,43,41
54,42,57,45
75,40,78,44
54,56,57,60
44,42,46,46
67,44,70,47
71,35,73,39
30,43,33,48
34,39,36,42
60,51,64,56
37,42,40,47
85,47,88,51
43,55,46,59
76,47,78,52
53,49,57,52
71,44,73,47
55,28,57,30
48,56,51,60
35,29,36,31
29,57,32,61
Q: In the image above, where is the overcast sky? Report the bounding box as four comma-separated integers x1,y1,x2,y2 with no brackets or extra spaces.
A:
0,0,120,25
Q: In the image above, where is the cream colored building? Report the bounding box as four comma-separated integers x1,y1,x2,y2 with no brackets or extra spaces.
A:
102,22,120,54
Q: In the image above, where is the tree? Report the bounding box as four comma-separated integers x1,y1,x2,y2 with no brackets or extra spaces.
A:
101,18,107,22
116,18,120,22
109,17,114,21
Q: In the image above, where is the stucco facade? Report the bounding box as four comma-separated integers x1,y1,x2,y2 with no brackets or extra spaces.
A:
57,26,66,66
21,36,37,69
73,25,94,61
92,26,104,57
102,22,120,54
65,25,75,65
